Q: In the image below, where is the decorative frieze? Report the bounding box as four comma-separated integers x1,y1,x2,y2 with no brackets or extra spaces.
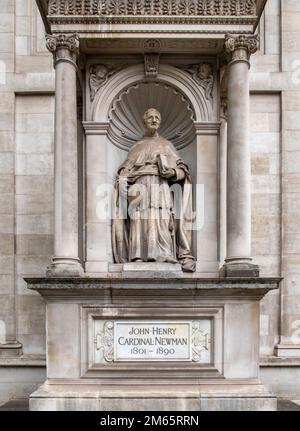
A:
48,0,257,17
180,63,214,100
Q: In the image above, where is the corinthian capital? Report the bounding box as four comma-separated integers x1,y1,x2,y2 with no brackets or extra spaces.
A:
224,34,259,63
46,33,80,66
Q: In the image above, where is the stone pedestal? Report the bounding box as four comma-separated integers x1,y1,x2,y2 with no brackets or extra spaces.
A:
26,277,280,411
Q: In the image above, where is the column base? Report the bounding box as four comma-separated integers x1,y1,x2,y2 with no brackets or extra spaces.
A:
220,260,260,278
0,342,23,358
275,344,300,358
46,257,84,277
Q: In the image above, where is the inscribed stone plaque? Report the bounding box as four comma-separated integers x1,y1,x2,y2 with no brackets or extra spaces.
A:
94,319,211,364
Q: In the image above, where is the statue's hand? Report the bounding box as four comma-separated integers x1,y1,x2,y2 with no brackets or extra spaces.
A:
161,168,176,179
119,167,129,176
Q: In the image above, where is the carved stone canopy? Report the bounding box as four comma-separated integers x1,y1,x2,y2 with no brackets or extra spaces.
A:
37,0,267,34
108,81,196,151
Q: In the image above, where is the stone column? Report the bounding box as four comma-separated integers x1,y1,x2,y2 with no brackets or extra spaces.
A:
45,34,83,277
221,34,259,277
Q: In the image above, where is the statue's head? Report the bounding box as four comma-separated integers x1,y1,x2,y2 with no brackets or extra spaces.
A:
143,108,161,135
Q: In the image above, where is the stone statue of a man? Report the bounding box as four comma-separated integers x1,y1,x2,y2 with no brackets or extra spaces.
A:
112,108,196,272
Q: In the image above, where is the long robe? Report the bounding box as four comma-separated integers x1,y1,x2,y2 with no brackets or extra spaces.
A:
112,134,195,272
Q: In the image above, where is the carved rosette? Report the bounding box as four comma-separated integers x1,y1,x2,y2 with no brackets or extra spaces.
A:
224,34,259,64
108,81,196,151
46,33,80,66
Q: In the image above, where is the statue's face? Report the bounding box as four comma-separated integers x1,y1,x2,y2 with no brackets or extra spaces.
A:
144,109,161,133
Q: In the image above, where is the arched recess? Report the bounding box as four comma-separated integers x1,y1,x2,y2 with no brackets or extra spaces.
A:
84,63,219,275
